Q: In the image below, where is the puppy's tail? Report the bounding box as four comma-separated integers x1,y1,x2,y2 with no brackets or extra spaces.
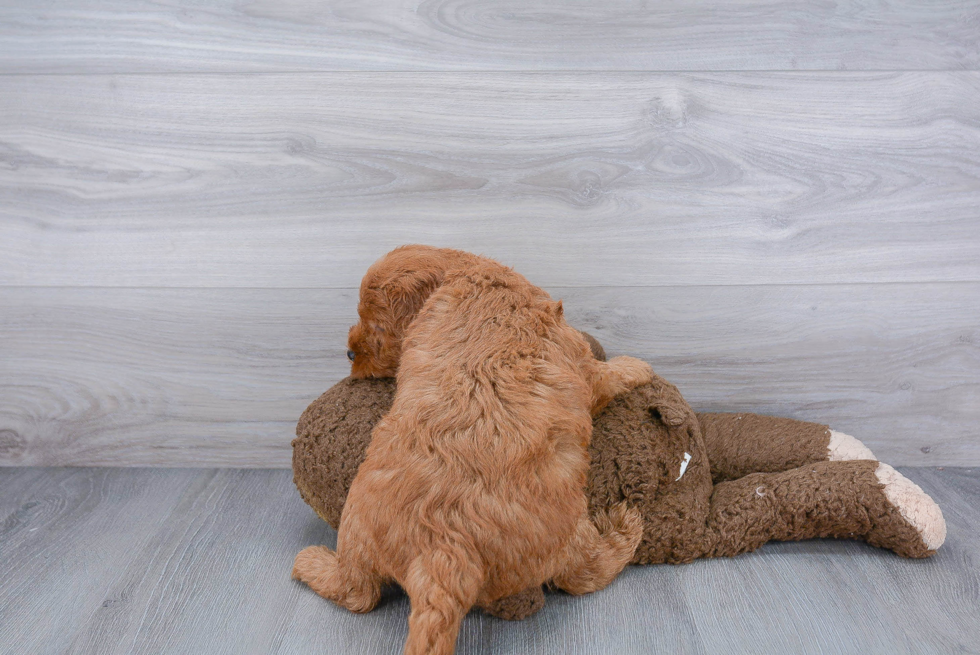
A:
402,548,484,655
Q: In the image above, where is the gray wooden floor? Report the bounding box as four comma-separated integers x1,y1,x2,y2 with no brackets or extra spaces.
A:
1,466,977,654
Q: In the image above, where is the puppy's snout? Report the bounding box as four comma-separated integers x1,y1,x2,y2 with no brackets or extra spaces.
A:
347,349,356,362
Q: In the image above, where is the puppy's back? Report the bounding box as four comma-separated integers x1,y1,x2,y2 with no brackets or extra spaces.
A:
398,259,593,448
364,261,594,588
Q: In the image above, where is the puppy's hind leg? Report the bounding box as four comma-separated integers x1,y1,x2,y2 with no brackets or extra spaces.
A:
402,547,484,655
292,545,382,613
553,502,643,595
590,356,654,414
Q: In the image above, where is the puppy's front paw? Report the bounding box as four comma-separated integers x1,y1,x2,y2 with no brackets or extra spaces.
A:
608,356,654,388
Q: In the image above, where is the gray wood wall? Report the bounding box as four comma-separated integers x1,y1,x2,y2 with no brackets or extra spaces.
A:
1,1,978,467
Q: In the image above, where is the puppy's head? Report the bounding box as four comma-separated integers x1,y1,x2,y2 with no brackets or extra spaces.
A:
346,291,400,379
347,245,476,378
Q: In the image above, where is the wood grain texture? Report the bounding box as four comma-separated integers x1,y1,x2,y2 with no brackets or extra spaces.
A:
1,72,979,288
0,0,977,73
1,467,978,654
1,284,976,468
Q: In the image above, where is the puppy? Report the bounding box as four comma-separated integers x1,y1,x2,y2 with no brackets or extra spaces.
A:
294,247,652,655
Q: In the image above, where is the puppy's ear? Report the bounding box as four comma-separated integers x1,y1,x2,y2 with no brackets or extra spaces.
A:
553,300,564,319
384,269,446,327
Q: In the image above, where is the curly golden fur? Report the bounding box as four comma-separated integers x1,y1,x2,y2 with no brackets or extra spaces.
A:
294,246,652,655
346,245,484,379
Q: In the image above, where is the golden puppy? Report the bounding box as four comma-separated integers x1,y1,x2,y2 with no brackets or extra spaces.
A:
294,247,652,654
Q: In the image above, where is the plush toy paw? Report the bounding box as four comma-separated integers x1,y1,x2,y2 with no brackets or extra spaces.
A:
828,430,877,461
480,585,546,621
875,462,947,553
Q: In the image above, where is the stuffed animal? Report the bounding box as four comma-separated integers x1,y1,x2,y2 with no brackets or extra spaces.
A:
293,332,946,621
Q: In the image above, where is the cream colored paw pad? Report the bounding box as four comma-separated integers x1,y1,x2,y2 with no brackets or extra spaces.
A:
875,462,947,551
828,430,877,461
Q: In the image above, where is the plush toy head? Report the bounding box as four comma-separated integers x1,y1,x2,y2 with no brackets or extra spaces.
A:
293,375,396,528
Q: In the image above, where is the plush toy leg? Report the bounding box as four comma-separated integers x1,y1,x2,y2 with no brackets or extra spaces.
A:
705,459,945,559
478,585,546,621
697,413,877,483
292,545,382,612
552,502,644,594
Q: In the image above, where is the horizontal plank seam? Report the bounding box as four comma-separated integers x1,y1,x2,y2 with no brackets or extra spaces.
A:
2,280,979,292
0,465,967,473
1,69,979,77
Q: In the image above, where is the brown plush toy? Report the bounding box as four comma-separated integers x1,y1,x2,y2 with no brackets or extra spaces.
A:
293,333,946,621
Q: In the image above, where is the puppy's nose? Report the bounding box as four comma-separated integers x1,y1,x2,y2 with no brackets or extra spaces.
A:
347,350,356,362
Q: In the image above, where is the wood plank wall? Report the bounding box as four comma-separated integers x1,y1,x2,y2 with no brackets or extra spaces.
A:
1,1,978,467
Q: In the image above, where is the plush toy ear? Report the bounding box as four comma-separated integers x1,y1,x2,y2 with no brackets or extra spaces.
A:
642,376,697,429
